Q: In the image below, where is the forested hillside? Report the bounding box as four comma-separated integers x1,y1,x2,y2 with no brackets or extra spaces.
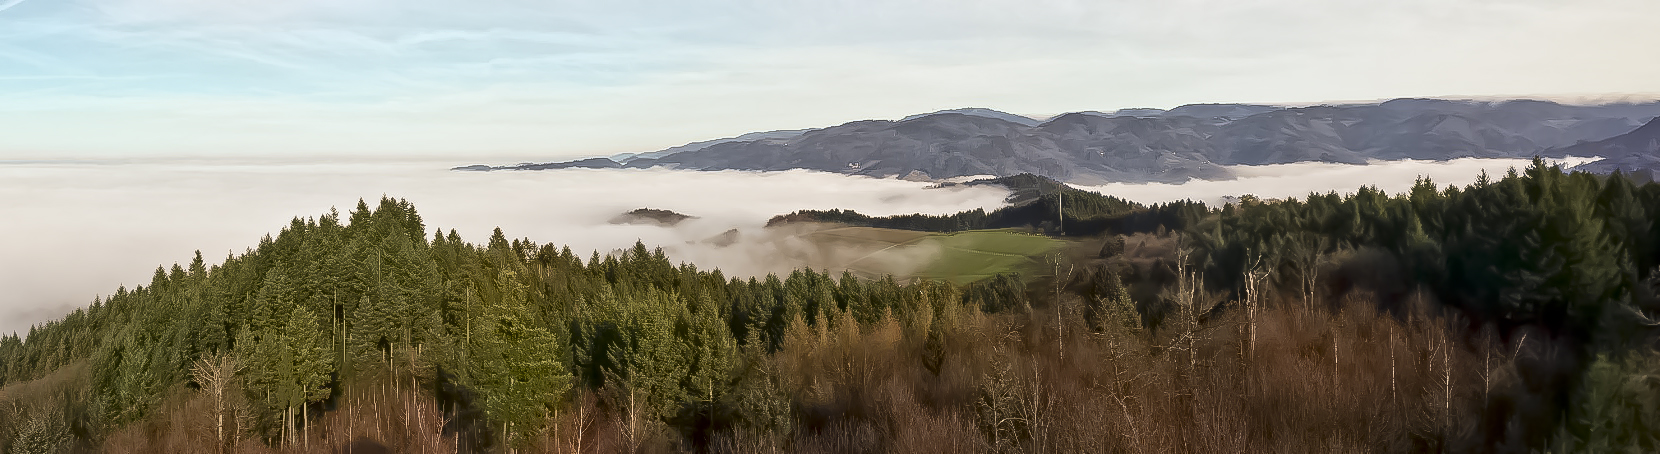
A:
3,159,1660,453
0,198,1020,453
766,174,1203,236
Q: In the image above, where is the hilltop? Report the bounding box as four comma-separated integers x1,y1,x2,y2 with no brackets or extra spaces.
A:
460,98,1660,183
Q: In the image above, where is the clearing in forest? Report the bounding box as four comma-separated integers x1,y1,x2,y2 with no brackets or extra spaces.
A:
795,226,1064,285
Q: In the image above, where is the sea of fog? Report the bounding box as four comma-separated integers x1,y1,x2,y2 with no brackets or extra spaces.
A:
1074,157,1598,205
0,156,1580,335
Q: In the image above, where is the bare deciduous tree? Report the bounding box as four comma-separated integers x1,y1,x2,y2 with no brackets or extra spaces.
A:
190,352,240,453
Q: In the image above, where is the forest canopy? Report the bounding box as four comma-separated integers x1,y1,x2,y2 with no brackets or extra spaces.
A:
3,159,1659,453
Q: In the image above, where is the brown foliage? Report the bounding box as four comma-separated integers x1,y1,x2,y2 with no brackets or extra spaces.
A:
691,288,1503,454
47,281,1529,454
99,381,455,454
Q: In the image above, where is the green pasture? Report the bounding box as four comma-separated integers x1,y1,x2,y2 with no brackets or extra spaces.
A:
800,227,1064,285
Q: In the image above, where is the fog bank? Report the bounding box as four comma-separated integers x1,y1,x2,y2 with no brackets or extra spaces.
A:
1073,157,1601,205
0,162,1008,336
1,157,1595,336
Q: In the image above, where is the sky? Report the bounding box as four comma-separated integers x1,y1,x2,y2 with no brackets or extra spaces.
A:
3,0,1659,161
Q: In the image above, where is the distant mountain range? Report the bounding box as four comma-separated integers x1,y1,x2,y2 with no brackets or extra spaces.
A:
1568,117,1660,180
457,98,1660,183
609,129,813,163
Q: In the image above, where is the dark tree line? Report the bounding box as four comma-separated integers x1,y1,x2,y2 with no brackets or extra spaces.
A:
749,161,1660,450
767,173,1205,236
1187,159,1660,345
1173,159,1660,449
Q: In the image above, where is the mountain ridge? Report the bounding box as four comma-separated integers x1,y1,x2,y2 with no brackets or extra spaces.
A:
460,98,1660,182
1566,117,1660,180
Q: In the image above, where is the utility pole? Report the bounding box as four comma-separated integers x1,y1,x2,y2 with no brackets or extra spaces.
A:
1056,181,1064,236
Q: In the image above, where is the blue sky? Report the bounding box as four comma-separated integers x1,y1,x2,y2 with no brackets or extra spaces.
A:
2,0,1657,161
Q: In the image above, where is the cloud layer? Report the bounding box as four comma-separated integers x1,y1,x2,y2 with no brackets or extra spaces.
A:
3,0,1658,160
1073,157,1600,206
2,158,1596,335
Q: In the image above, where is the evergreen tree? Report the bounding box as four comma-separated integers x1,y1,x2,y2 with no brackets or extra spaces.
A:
236,303,333,446
470,269,570,447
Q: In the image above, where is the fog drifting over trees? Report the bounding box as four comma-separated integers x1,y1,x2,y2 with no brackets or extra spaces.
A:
0,157,1557,335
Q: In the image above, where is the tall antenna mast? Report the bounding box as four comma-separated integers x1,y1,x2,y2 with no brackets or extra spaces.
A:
1056,179,1064,235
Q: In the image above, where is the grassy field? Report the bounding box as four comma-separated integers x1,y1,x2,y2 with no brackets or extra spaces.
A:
798,227,1064,285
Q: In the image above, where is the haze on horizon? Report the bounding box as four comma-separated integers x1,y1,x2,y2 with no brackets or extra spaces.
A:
0,158,1558,336
2,0,1658,162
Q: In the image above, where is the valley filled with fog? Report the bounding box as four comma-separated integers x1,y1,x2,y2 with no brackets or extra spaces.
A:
1075,156,1600,205
0,157,1569,334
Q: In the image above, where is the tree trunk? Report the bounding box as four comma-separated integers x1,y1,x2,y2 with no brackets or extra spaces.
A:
214,386,224,454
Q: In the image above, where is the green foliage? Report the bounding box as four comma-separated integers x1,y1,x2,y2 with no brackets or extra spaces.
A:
1086,267,1138,333
235,298,333,441
1558,351,1660,452
1190,160,1650,346
609,288,692,421
766,173,1152,236
1177,161,1660,449
7,406,70,454
766,207,991,232
683,290,735,402
727,329,792,439
10,165,1660,452
469,269,570,446
963,273,1028,314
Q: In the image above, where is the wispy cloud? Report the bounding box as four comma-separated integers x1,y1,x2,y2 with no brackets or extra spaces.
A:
0,0,26,15
1,0,1657,159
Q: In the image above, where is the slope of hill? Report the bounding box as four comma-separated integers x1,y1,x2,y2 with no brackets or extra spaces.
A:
611,128,813,163
452,157,621,171
631,113,1231,184
766,173,1182,236
793,226,1064,285
899,107,1042,127
464,98,1660,183
1567,117,1660,179
1164,103,1282,120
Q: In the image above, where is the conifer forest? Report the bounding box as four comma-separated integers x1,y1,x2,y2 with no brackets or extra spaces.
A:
4,160,1660,453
